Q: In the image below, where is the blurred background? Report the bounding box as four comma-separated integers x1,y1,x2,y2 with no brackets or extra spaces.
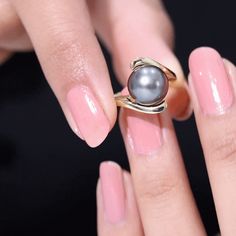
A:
0,0,235,235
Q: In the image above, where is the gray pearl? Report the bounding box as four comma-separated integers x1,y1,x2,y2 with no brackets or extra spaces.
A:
128,65,168,105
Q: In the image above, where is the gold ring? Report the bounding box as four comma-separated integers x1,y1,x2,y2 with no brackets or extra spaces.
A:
114,57,177,114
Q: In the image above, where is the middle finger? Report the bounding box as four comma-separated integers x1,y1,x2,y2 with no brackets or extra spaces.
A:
88,0,191,120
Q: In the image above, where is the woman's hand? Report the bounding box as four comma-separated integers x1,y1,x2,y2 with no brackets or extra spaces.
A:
97,47,236,235
0,0,190,147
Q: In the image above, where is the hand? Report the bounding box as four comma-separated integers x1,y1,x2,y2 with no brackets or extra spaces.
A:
96,47,236,235
0,0,190,147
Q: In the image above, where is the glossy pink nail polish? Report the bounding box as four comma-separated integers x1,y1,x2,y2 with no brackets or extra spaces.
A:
189,47,233,115
125,110,162,155
67,85,110,147
100,161,125,224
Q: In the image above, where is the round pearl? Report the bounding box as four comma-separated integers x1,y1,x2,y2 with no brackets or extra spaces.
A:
128,66,168,105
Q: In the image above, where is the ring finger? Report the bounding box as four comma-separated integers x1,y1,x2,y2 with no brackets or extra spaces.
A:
119,109,206,235
88,0,191,120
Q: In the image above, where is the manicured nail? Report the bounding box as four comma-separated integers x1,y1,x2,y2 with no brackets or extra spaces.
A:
124,110,162,155
67,85,110,147
65,111,84,140
189,47,233,115
100,161,125,224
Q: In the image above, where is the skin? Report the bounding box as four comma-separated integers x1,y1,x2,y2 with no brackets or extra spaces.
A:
0,0,190,147
97,51,236,235
1,1,234,234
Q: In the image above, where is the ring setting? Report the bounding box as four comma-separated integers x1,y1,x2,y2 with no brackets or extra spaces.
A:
115,57,176,114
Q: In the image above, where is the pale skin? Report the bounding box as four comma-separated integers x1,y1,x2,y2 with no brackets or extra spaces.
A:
2,1,234,235
97,51,236,235
0,0,190,147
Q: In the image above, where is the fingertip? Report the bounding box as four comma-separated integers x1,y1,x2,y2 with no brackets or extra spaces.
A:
189,46,221,67
99,161,126,224
99,161,122,176
188,46,233,116
87,123,110,148
66,85,112,148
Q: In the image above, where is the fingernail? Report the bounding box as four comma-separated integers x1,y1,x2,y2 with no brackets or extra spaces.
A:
100,161,125,224
67,85,110,147
124,110,162,155
65,110,84,140
189,47,233,115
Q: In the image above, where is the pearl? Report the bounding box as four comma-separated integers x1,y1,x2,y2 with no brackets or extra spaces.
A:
128,65,169,105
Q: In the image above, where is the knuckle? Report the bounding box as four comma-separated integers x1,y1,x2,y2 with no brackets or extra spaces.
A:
209,130,236,165
137,169,179,202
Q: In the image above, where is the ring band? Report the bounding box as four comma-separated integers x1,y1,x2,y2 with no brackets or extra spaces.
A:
114,57,177,114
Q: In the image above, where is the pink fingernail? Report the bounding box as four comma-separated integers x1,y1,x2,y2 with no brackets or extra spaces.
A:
124,110,162,155
67,85,110,147
100,161,125,224
189,47,233,115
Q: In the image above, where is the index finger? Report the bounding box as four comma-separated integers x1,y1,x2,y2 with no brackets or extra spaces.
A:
11,0,117,147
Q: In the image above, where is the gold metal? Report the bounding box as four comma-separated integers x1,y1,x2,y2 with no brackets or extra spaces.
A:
114,57,177,114
130,57,176,81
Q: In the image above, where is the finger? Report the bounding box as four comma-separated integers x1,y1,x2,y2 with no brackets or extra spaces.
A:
0,0,32,50
119,109,206,235
0,49,12,65
189,47,236,235
11,0,117,147
97,161,143,236
88,0,191,120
